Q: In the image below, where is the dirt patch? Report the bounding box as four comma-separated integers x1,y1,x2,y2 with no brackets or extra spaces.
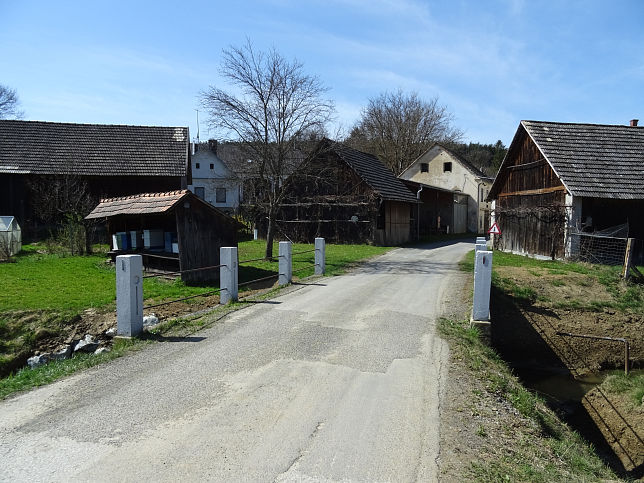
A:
583,387,644,472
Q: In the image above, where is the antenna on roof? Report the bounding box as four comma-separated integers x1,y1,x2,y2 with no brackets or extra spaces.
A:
194,109,200,143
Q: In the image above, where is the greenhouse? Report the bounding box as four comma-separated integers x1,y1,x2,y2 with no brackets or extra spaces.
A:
0,216,22,258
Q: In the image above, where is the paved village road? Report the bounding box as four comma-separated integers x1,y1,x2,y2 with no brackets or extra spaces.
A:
0,240,473,482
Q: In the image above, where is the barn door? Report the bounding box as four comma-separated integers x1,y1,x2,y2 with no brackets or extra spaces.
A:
453,199,467,233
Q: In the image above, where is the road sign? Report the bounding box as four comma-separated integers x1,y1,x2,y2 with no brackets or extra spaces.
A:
488,222,501,235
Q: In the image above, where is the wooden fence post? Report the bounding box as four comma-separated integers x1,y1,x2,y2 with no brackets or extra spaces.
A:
622,237,634,280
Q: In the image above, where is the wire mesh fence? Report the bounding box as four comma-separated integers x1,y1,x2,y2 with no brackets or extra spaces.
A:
568,223,631,266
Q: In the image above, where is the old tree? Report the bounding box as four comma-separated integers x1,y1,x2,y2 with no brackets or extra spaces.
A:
201,42,334,258
0,84,24,119
348,90,462,175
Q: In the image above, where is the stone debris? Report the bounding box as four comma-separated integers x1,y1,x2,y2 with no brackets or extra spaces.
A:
27,354,49,369
143,314,159,327
50,345,72,361
105,327,117,337
94,347,111,355
74,334,99,353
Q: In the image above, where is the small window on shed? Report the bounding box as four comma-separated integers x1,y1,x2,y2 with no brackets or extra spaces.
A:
443,162,452,172
210,163,214,170
195,162,200,169
216,187,226,203
420,163,429,173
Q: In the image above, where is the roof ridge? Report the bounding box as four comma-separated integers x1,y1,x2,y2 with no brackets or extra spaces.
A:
0,119,188,130
98,190,189,203
523,120,644,129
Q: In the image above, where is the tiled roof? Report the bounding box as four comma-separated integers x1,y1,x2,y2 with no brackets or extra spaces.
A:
522,120,644,199
0,120,188,176
85,190,191,219
331,143,418,203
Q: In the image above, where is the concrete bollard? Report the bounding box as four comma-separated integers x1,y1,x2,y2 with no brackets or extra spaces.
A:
116,255,143,337
473,250,493,321
220,247,238,304
279,241,292,286
253,228,258,240
475,242,487,254
315,237,326,275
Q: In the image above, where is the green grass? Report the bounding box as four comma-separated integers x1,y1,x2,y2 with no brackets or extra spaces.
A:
0,338,146,399
438,317,615,482
460,249,644,312
603,371,644,407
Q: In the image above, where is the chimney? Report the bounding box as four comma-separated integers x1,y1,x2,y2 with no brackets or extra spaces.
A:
208,139,218,155
630,119,639,127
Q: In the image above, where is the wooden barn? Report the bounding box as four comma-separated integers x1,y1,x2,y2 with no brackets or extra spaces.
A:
85,190,238,283
268,141,419,245
0,120,190,240
488,120,644,260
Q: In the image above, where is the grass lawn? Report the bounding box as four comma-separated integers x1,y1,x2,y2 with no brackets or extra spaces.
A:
0,241,393,313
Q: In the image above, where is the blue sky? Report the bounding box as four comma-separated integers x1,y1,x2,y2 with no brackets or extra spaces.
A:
1,0,643,145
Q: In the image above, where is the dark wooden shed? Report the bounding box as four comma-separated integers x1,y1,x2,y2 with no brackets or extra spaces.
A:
85,190,238,283
488,120,644,260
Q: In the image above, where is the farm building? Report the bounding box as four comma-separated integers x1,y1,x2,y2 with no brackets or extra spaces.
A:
399,180,459,238
0,120,191,240
488,120,644,262
85,190,238,284
262,141,418,245
398,143,494,234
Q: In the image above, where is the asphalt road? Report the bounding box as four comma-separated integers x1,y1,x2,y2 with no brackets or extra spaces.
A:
0,240,472,482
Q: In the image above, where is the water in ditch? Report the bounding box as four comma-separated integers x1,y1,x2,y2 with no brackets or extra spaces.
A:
515,365,644,477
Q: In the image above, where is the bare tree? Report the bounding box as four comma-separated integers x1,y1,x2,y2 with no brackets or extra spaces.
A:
348,90,462,175
201,40,334,258
0,84,24,119
29,175,97,255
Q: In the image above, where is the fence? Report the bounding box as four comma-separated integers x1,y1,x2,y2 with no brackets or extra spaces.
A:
115,238,326,336
568,223,644,270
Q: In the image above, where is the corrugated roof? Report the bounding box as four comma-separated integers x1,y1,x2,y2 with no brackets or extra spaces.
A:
331,143,418,203
85,190,191,219
0,120,188,176
522,120,644,199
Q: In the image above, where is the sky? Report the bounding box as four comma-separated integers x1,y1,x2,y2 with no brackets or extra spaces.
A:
1,0,643,145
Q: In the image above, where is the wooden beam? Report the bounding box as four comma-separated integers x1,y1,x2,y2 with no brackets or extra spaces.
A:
497,185,566,197
506,158,547,170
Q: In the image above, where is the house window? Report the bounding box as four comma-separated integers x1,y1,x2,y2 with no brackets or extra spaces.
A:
216,187,226,203
194,187,205,199
420,163,429,173
195,162,200,169
443,162,452,172
210,163,214,170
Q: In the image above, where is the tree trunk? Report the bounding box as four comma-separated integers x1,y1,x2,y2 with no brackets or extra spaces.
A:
265,212,275,259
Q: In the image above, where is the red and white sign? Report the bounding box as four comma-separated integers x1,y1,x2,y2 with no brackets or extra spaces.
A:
488,222,502,235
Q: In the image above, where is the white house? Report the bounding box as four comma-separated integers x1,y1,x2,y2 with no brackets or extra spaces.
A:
398,143,494,234
188,140,241,213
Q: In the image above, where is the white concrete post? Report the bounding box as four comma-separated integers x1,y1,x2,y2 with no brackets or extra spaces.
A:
279,241,292,286
220,247,238,304
253,228,258,240
315,237,326,275
476,236,486,245
116,255,143,337
475,242,487,255
473,250,493,321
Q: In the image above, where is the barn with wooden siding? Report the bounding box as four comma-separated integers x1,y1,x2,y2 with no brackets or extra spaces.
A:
85,190,237,283
488,120,644,260
271,141,418,245
0,120,191,240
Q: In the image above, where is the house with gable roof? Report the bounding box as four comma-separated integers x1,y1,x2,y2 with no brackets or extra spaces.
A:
188,140,241,213
398,143,494,234
269,140,418,245
487,120,644,260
